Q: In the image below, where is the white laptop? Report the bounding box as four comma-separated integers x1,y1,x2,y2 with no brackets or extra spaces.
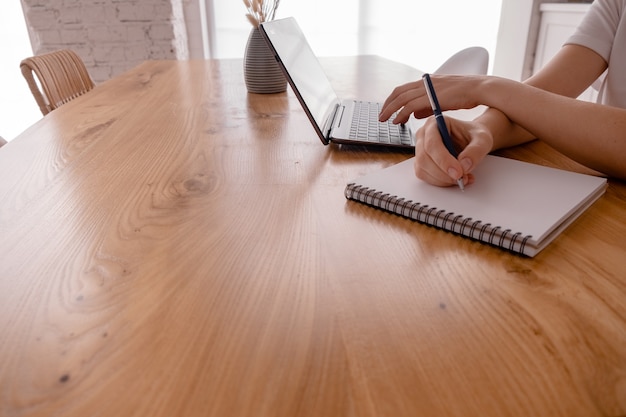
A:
259,17,416,149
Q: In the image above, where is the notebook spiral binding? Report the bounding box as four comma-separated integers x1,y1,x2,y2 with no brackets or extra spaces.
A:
345,183,533,255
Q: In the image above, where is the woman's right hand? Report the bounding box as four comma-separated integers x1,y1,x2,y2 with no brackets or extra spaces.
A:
413,115,494,187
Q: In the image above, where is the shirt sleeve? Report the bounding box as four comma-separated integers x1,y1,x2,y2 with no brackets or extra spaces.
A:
566,0,622,62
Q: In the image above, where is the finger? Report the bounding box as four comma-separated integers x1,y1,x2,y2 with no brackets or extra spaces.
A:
413,120,460,187
379,81,422,122
448,121,492,175
381,81,419,109
414,157,457,187
422,119,465,183
416,155,474,188
392,98,424,124
379,85,410,121
384,93,432,124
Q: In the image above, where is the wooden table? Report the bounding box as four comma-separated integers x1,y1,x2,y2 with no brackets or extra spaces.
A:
1,56,624,417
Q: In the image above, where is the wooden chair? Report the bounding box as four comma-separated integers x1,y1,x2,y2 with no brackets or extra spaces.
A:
20,49,95,115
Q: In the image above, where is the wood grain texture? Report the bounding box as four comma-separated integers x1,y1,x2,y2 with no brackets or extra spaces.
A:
0,57,624,417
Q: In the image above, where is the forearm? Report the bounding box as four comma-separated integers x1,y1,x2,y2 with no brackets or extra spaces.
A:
473,106,535,151
472,64,586,152
474,76,626,179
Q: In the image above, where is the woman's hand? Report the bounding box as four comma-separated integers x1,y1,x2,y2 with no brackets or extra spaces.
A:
413,116,494,187
379,75,486,125
381,45,626,182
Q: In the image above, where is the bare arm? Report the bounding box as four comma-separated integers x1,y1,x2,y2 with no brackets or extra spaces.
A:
475,44,609,151
470,45,626,179
380,44,626,183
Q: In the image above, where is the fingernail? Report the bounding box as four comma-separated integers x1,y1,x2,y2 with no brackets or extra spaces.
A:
447,168,459,180
460,158,472,172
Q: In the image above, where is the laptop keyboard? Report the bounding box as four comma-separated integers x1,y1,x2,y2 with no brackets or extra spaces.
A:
349,101,413,146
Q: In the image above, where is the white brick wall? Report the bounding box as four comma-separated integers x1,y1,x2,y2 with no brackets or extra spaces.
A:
21,0,189,84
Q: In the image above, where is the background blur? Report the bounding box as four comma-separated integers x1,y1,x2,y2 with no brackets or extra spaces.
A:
0,0,503,142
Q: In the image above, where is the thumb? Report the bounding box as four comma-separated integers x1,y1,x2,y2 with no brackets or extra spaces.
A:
451,123,493,175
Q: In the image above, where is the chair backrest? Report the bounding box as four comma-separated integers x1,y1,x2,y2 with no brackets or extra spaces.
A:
20,49,95,115
434,47,489,75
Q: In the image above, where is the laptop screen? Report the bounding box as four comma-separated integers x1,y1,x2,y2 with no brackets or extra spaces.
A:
260,17,340,143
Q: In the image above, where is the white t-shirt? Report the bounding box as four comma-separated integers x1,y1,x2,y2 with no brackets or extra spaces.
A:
567,0,626,108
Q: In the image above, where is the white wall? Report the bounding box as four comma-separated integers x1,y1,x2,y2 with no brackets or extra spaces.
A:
492,0,590,81
492,0,536,80
206,0,503,74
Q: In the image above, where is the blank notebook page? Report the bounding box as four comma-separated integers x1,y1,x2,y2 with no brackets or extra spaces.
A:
346,155,607,249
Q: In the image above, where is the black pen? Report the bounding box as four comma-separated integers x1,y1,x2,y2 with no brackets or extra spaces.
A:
422,73,465,191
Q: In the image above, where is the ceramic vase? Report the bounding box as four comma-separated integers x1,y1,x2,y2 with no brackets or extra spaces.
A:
243,27,287,94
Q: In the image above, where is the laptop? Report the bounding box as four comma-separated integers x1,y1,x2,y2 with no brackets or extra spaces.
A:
259,17,416,149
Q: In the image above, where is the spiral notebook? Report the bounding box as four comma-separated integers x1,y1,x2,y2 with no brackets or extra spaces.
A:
344,156,607,257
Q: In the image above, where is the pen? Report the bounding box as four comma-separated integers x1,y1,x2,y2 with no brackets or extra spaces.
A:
422,73,465,191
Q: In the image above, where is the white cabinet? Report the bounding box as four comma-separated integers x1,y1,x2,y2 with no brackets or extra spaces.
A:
533,3,597,101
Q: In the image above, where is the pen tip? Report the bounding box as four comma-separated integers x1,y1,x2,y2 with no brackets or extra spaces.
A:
457,178,465,191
